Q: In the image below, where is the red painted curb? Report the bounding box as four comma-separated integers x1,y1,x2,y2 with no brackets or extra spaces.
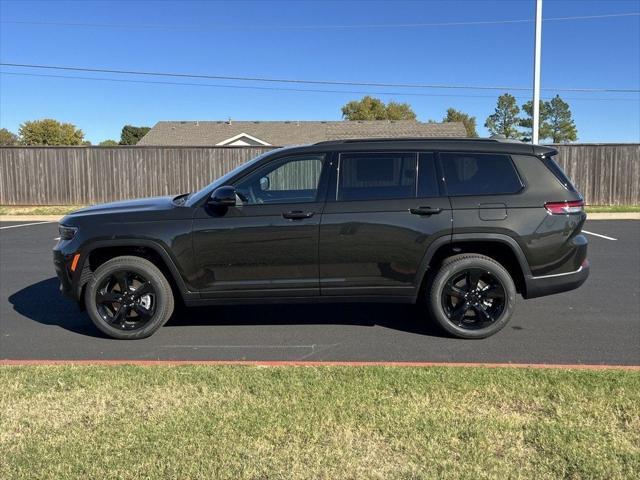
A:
1,360,639,370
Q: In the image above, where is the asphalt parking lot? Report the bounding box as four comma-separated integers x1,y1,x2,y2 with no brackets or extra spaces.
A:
0,219,638,365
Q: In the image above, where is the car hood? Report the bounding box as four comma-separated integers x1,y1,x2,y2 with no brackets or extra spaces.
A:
61,196,181,224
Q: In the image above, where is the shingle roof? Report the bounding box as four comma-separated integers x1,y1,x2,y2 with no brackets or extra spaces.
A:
137,120,467,146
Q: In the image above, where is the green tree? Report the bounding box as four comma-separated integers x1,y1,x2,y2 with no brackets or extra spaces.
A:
119,125,151,145
18,119,84,145
0,128,19,145
484,94,521,138
99,139,119,146
443,108,478,137
545,95,577,143
384,101,417,120
519,100,551,142
519,96,577,143
341,96,416,120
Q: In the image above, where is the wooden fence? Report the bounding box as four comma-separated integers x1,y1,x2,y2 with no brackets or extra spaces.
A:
0,144,638,205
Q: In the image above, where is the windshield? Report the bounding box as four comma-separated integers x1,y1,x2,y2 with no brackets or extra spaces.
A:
186,149,281,207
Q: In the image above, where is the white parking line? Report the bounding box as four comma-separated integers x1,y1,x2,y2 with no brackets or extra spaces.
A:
583,230,618,241
0,221,55,230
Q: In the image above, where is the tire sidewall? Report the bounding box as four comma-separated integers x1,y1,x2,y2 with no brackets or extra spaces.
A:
85,256,173,340
429,256,516,339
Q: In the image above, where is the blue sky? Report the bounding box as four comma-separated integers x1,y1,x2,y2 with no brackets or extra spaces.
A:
1,0,639,144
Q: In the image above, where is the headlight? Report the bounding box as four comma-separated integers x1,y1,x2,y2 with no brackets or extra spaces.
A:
58,225,78,240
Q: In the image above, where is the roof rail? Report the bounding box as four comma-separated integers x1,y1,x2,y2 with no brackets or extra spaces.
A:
313,137,506,146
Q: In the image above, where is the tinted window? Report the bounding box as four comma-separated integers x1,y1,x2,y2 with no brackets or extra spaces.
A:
417,153,440,197
441,153,522,196
542,156,577,192
235,154,324,204
338,152,417,201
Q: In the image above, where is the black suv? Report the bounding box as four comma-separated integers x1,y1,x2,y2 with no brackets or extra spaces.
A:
54,138,589,340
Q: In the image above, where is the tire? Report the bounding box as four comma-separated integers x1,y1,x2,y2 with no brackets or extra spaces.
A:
428,254,516,339
85,256,174,339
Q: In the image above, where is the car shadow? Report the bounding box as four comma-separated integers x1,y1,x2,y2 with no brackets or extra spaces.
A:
9,277,446,338
8,277,104,337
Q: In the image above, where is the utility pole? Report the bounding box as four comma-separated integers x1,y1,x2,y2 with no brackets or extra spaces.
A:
532,0,543,144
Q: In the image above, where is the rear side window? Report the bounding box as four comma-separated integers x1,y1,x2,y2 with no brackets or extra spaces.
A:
338,152,417,201
542,155,577,192
441,152,522,196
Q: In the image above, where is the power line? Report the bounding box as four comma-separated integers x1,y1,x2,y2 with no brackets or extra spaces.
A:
1,12,638,31
2,71,637,103
2,63,638,93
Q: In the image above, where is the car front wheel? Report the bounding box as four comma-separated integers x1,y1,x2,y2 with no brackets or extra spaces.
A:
428,254,516,339
85,256,174,339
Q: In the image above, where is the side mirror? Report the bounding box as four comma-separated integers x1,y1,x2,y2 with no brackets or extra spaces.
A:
259,176,270,191
208,186,237,207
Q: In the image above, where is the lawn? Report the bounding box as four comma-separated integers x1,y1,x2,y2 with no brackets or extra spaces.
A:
1,365,638,479
0,205,83,215
585,205,640,213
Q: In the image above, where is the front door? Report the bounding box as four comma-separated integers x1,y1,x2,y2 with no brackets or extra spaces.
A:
319,151,452,298
192,153,328,298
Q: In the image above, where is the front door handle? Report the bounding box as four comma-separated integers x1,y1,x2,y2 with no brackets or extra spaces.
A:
282,210,315,220
410,206,443,216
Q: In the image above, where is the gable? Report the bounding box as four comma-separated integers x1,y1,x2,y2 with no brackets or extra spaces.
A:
216,133,271,146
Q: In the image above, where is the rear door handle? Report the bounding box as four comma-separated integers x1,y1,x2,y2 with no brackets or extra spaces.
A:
410,206,443,216
282,210,315,220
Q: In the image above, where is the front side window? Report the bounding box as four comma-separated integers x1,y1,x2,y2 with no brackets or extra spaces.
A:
235,154,324,204
337,152,417,201
441,153,522,196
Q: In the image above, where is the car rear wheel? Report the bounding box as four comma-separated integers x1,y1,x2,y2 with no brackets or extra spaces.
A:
85,256,174,339
428,254,515,339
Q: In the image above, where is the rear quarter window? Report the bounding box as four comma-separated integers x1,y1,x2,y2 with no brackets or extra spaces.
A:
440,152,523,196
541,155,577,192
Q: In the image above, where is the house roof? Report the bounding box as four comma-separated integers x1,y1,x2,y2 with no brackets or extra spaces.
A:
137,120,467,146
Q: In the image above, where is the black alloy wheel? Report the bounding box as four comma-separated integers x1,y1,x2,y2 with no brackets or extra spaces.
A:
428,254,516,339
85,256,174,339
95,270,156,330
441,268,506,330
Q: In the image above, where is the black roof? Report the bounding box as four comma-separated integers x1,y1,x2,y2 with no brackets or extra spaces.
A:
305,137,556,156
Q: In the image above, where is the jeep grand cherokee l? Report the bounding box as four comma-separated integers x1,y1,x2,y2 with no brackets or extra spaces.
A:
54,138,589,339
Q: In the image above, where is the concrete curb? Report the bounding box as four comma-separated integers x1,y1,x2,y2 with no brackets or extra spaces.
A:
0,215,62,222
587,212,640,220
2,213,639,222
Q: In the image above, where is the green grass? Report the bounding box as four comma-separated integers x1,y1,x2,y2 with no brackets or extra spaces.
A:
0,205,84,215
585,205,640,213
1,366,638,479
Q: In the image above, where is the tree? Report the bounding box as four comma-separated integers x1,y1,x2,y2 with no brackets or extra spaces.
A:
519,100,551,142
443,108,478,137
119,125,151,145
519,95,577,143
341,96,416,120
18,119,84,145
545,95,577,143
99,139,119,146
384,101,417,120
0,128,19,146
484,94,521,138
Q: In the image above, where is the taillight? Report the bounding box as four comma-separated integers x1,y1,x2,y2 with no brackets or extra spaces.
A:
544,200,584,215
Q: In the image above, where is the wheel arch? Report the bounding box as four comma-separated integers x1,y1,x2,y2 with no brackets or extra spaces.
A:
75,239,194,304
416,233,532,298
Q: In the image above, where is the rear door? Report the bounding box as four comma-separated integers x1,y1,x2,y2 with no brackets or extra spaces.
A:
319,151,452,298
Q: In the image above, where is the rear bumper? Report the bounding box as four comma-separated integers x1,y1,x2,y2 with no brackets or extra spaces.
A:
524,259,590,299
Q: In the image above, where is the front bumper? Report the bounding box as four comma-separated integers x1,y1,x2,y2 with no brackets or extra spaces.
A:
524,259,590,299
53,249,76,298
